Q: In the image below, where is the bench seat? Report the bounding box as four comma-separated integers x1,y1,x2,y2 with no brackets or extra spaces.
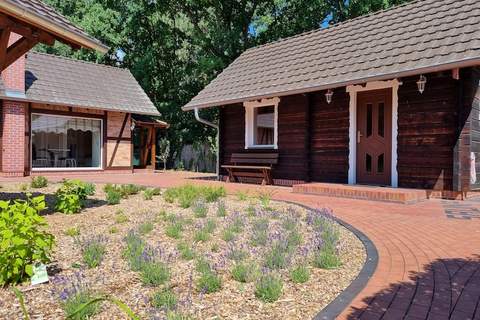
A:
222,153,278,185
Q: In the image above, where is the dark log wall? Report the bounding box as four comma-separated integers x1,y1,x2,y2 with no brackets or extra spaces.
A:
397,72,458,190
309,90,350,183
219,95,310,182
219,69,478,191
465,68,480,190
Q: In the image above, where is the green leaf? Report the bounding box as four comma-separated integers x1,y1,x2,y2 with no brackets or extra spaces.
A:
25,264,33,277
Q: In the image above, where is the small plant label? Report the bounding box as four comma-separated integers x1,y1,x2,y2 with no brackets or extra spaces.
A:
31,264,49,285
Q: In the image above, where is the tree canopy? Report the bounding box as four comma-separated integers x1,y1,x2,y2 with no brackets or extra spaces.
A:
37,0,411,164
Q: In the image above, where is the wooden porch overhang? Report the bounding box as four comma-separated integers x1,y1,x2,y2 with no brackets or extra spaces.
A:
0,3,107,71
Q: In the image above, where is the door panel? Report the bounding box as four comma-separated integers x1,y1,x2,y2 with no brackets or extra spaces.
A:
356,89,392,185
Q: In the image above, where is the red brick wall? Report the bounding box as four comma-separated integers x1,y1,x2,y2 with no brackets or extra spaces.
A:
2,100,26,176
1,33,25,92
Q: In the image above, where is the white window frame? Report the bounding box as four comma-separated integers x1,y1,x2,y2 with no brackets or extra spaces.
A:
30,113,104,171
244,97,280,149
346,79,401,187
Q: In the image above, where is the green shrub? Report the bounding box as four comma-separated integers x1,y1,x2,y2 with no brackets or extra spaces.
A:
140,262,170,286
236,190,249,201
286,229,303,250
227,248,249,262
264,242,288,270
193,229,210,242
123,231,147,271
165,222,183,239
166,311,194,320
30,176,48,188
0,195,54,285
197,271,222,293
109,226,119,234
246,204,256,217
152,288,177,310
80,237,106,269
193,198,208,218
195,257,211,274
205,218,216,233
104,184,144,199
282,217,297,231
163,185,226,208
221,228,236,242
255,273,283,303
138,222,154,235
231,262,258,283
210,243,220,253
19,183,28,191
115,213,129,223
55,180,95,214
216,200,227,217
63,290,101,320
289,265,310,283
143,189,155,200
257,191,273,210
106,189,121,205
313,247,342,269
64,227,80,237
177,242,195,260
251,218,269,246
231,216,244,233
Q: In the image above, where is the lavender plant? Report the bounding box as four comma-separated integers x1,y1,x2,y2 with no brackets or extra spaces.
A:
193,198,208,218
250,218,269,247
77,235,107,269
140,261,170,286
152,288,177,310
231,262,258,283
254,273,283,303
289,264,310,283
177,242,195,260
216,200,227,217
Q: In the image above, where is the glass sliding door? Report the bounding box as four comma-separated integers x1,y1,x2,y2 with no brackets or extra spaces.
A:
31,114,102,169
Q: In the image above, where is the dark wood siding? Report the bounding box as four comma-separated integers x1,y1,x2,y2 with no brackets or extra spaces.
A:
219,95,309,182
465,68,480,190
397,72,458,190
310,90,350,183
219,69,480,191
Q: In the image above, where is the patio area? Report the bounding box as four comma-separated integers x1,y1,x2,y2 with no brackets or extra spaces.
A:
2,171,480,319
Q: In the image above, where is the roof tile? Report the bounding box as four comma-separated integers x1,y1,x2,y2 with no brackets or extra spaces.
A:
184,0,480,110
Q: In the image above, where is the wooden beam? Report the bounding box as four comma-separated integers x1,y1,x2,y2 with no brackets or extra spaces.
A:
3,36,38,70
150,128,156,169
0,28,11,67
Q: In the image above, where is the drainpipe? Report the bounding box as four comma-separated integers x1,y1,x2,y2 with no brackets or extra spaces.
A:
194,107,219,178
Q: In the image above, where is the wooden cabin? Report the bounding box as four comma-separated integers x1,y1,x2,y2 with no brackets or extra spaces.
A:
183,0,480,198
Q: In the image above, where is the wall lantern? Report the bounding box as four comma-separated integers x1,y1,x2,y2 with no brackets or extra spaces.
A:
417,75,427,94
325,89,334,104
130,121,136,131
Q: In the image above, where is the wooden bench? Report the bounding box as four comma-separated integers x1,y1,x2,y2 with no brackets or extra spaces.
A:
222,153,278,185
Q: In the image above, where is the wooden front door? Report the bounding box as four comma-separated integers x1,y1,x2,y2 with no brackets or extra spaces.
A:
356,89,392,185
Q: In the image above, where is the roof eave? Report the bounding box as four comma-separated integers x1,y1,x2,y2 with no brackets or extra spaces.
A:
182,58,480,111
0,0,109,53
0,94,160,116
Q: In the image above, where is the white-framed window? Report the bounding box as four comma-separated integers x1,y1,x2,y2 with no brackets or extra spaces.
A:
31,113,103,170
244,97,279,149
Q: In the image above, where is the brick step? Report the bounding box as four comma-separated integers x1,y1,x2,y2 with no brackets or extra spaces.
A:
292,183,428,204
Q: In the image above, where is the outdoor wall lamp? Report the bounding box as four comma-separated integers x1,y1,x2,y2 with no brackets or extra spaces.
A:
417,75,427,94
130,121,136,131
325,89,334,104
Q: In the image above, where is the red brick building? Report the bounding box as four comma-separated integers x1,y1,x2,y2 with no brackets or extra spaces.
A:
0,0,165,177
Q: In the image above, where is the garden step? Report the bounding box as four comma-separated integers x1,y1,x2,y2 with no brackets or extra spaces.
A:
292,183,428,204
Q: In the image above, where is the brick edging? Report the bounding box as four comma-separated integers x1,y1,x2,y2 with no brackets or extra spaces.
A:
282,200,379,320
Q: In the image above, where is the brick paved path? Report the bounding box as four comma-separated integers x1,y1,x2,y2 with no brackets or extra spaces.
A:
4,172,480,319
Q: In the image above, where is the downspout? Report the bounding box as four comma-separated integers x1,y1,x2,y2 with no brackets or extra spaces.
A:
194,107,219,178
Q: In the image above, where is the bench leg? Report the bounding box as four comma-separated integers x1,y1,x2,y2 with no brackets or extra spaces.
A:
226,168,236,183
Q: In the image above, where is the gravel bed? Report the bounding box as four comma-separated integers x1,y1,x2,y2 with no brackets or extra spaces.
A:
0,181,366,319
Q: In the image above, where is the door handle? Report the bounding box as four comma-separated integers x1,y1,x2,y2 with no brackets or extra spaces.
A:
357,131,363,143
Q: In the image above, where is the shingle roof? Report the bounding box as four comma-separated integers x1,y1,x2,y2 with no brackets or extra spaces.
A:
1,0,108,52
183,0,480,110
23,52,160,116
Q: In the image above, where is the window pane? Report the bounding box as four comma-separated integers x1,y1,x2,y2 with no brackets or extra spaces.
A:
366,153,372,173
378,153,384,173
254,106,274,145
366,104,372,137
31,114,102,168
378,102,385,137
